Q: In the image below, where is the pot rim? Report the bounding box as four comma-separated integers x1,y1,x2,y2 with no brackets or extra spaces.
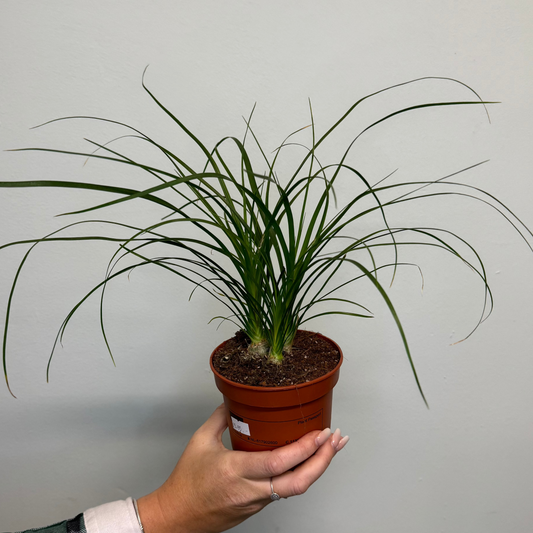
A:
209,331,343,393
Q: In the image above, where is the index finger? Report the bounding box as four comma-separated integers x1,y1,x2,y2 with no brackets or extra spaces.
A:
235,429,323,479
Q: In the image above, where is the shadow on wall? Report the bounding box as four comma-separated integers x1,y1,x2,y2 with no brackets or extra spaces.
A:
2,395,218,453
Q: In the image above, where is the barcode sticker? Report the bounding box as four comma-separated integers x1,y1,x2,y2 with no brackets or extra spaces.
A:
231,415,251,436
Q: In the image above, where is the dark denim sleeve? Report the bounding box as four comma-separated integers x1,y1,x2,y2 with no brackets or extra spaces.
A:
7,513,86,533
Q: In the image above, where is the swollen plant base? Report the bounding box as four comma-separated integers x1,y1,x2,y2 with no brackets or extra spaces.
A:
210,331,343,452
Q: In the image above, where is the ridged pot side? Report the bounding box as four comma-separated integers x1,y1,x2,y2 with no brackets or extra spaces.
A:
210,332,343,452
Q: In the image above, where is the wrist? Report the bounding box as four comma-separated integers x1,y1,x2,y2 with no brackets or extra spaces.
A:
137,491,174,533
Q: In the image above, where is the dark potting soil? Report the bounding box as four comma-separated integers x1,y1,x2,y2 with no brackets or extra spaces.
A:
212,330,341,387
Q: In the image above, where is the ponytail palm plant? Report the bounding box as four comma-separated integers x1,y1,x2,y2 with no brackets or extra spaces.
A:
2,75,531,403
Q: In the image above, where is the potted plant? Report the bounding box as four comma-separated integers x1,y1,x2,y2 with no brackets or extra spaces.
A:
1,74,531,450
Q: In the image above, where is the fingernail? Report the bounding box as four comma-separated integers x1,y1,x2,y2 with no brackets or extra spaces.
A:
330,428,341,449
335,435,350,452
315,427,332,447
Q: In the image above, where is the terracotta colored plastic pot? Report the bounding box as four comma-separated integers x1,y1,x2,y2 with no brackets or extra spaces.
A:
210,332,343,452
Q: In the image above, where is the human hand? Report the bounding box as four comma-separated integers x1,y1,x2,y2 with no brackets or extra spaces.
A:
137,403,348,533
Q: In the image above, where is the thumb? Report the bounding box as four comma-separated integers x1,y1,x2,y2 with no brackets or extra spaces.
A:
197,403,228,442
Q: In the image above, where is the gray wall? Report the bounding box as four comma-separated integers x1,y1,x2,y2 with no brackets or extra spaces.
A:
1,1,533,531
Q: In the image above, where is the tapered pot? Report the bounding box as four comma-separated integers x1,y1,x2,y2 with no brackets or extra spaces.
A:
210,332,343,452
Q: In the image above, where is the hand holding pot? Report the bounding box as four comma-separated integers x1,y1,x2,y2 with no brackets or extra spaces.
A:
137,404,348,533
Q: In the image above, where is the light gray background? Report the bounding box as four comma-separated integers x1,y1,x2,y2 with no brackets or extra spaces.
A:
1,1,532,531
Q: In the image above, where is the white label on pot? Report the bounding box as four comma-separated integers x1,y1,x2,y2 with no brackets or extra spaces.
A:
231,415,251,436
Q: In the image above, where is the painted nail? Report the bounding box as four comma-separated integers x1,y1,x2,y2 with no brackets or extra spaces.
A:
330,428,341,449
315,427,332,447
335,435,350,452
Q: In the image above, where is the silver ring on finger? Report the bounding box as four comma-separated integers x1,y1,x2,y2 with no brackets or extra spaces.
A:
270,477,281,501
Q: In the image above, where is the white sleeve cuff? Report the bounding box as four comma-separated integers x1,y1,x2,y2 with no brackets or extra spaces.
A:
84,497,142,533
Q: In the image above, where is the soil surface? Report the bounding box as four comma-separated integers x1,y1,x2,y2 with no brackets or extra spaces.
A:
212,330,341,387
